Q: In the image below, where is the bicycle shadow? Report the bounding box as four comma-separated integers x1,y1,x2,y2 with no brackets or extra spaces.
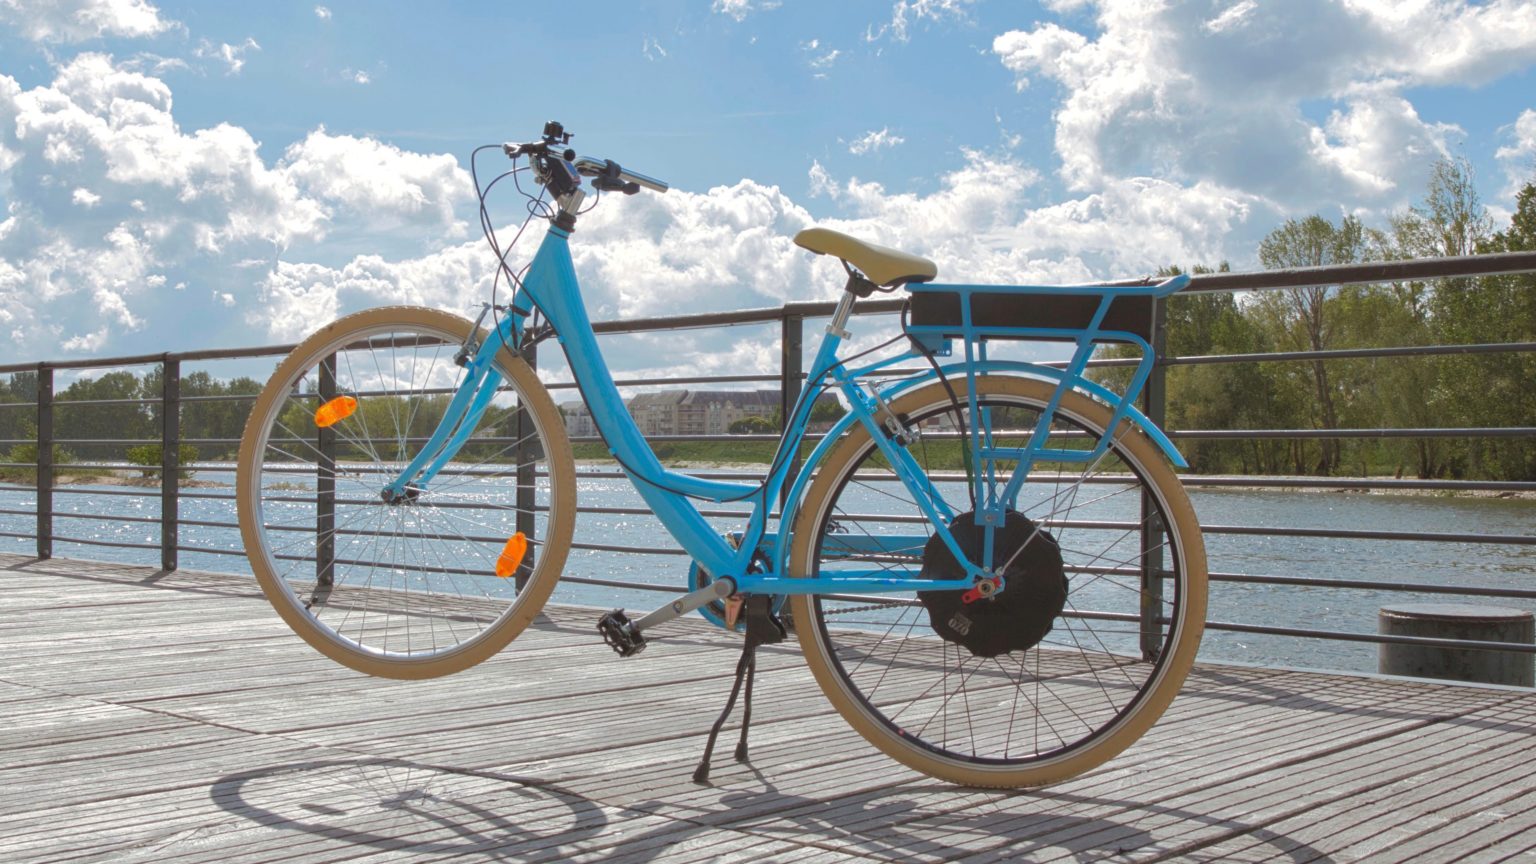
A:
210,757,609,861
209,757,1335,862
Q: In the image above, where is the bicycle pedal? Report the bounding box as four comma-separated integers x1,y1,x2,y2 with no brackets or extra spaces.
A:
597,609,647,657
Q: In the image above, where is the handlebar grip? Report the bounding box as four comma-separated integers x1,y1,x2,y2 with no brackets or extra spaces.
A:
572,156,668,193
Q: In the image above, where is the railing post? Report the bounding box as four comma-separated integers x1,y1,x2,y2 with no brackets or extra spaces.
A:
515,343,537,590
779,312,804,508
36,364,52,561
160,357,180,572
316,355,336,587
1139,296,1170,660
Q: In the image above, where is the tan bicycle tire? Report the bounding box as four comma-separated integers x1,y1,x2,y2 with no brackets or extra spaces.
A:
789,376,1206,787
237,306,576,679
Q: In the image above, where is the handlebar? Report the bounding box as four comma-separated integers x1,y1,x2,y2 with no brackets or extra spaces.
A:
502,122,668,197
573,156,669,194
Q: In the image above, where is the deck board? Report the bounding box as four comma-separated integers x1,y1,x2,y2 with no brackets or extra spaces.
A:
2,552,1534,863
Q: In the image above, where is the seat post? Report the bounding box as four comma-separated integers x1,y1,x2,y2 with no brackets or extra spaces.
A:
827,290,857,339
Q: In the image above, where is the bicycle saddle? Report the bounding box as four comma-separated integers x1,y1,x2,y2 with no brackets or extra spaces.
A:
794,227,938,287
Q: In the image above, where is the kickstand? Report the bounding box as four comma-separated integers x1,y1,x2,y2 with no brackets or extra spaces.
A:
692,595,784,784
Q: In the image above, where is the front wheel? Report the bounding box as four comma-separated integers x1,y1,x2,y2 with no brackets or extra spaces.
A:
236,306,577,679
790,376,1206,787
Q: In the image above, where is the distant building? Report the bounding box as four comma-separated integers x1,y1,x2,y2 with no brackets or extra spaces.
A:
560,400,597,439
560,389,841,438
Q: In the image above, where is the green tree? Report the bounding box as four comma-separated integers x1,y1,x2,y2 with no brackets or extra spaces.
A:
1255,214,1373,474
728,416,776,434
1446,177,1536,480
1387,157,1516,478
55,371,152,462
125,443,201,478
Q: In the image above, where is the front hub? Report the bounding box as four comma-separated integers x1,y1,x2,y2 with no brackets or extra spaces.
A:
380,485,421,506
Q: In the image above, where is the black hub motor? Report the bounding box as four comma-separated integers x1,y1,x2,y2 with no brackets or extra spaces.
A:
917,510,1068,658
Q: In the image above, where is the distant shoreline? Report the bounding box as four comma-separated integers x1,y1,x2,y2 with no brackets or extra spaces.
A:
8,466,1531,501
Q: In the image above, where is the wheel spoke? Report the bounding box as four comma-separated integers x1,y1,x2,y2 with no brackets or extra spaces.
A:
794,376,1205,786
238,309,575,679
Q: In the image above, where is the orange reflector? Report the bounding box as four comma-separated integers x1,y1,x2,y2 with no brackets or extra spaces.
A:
495,532,528,578
314,395,358,428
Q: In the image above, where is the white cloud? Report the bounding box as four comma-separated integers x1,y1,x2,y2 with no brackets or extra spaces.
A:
869,0,976,43
848,128,905,155
711,0,779,22
314,5,331,21
1203,0,1257,34
0,54,478,357
279,128,472,235
61,326,110,352
992,0,1536,217
807,160,837,198
194,38,260,76
800,39,840,75
346,68,371,85
0,0,175,43
1496,109,1536,196
642,37,667,62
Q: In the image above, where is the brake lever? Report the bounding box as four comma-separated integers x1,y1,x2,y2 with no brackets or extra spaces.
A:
593,177,641,195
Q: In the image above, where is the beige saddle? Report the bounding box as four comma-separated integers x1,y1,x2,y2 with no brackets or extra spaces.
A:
794,227,937,287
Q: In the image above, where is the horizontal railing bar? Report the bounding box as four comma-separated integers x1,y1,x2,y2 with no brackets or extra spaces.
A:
174,545,245,557
179,393,259,403
572,541,688,556
51,511,160,525
1172,427,1536,440
1202,523,1535,545
1209,571,1536,600
1204,618,1536,654
180,491,238,502
566,504,757,519
1181,250,1536,294
177,518,239,530
42,440,163,447
556,574,679,594
47,487,159,498
1170,341,1536,367
49,535,159,552
551,374,781,390
1179,476,1536,493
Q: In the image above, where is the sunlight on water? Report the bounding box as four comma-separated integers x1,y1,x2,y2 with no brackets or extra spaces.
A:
2,465,1533,675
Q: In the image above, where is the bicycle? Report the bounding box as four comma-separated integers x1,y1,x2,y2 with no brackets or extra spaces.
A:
236,121,1207,789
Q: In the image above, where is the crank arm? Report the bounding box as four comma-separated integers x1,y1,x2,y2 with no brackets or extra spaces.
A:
632,577,736,633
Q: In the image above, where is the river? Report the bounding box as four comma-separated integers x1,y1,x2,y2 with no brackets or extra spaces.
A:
3,464,1533,676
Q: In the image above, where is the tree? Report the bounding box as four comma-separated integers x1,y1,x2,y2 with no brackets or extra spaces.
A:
1448,177,1536,480
728,416,775,434
54,371,152,462
1256,214,1372,474
1372,157,1497,477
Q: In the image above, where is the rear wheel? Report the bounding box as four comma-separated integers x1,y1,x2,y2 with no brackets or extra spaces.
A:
237,306,576,679
790,376,1205,787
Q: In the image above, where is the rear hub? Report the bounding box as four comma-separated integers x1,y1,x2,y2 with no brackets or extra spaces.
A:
917,510,1068,658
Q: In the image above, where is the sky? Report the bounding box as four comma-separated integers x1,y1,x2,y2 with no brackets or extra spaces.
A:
2,0,1536,383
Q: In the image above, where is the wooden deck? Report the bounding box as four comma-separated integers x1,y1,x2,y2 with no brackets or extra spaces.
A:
2,552,1534,863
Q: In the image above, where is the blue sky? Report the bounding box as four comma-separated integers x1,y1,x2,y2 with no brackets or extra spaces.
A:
2,0,1535,380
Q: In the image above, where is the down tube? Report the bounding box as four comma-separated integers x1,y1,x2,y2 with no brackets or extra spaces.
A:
521,227,737,578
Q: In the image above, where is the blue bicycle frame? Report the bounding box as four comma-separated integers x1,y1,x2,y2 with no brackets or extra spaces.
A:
385,217,1189,601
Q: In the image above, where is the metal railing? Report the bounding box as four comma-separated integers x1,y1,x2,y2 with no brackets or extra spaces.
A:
2,250,1534,672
